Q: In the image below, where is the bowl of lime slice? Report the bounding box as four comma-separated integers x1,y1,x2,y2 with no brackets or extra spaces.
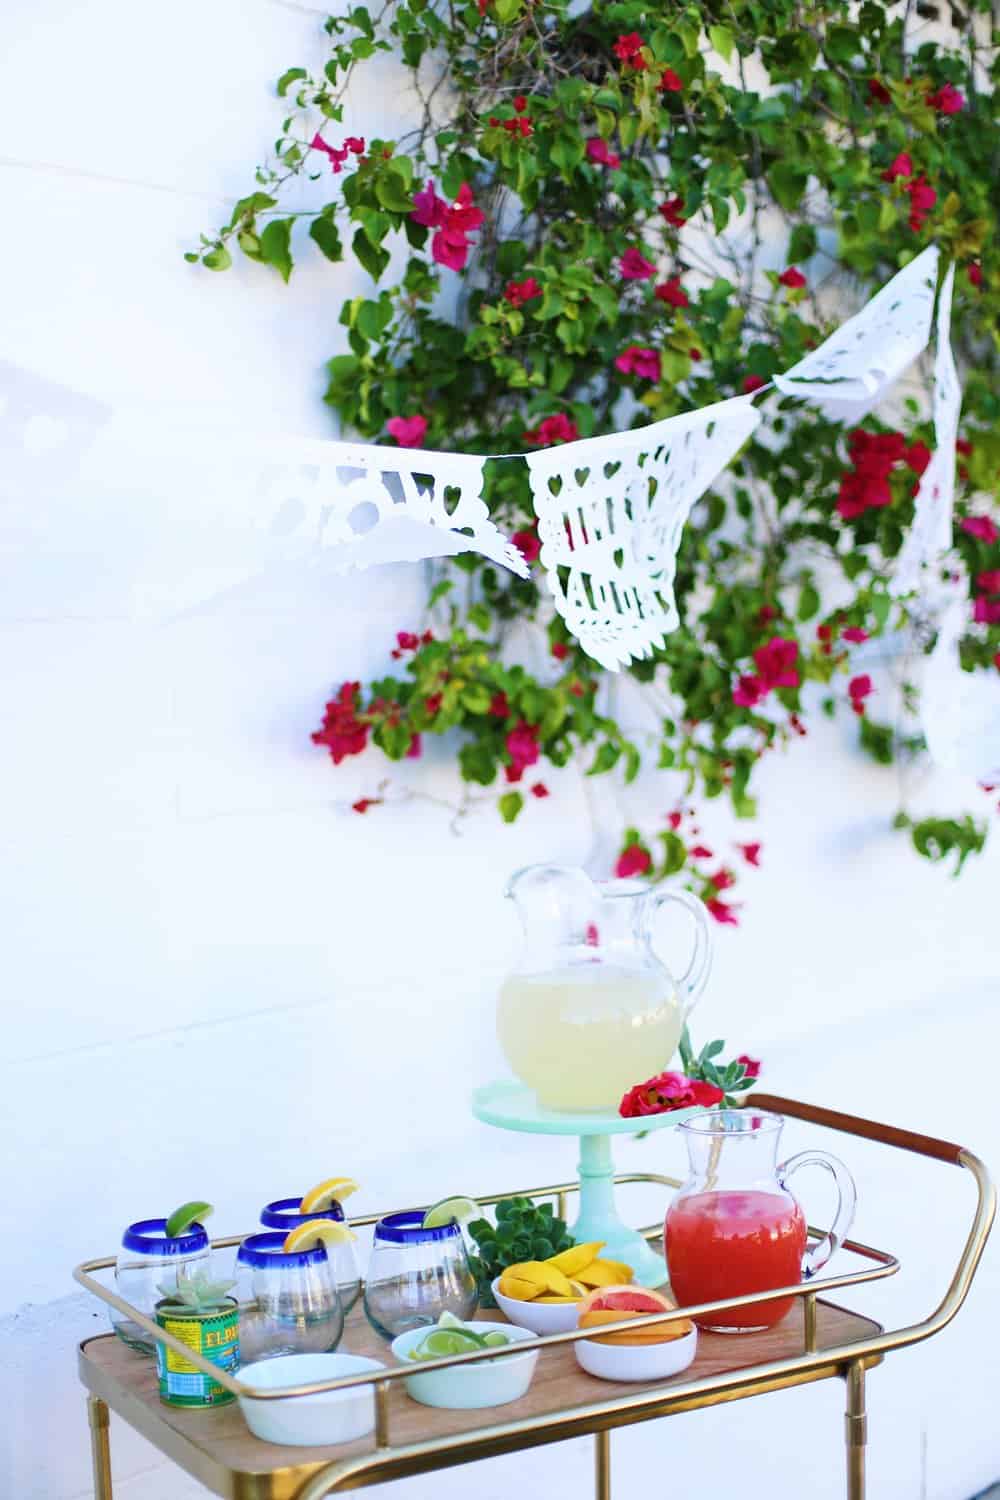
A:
391,1312,539,1409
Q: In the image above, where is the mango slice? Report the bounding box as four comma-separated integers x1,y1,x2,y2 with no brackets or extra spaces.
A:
575,1258,634,1288
546,1241,606,1277
498,1270,543,1301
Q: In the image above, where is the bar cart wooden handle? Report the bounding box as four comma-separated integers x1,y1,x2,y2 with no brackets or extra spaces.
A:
74,1095,995,1500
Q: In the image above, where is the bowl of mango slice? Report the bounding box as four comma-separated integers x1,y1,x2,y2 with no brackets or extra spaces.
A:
492,1241,633,1335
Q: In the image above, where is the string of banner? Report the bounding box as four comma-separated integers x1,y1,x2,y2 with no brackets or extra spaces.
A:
0,245,955,675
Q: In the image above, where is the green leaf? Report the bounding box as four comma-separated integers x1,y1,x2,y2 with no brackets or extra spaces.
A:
352,228,391,281
494,0,524,20
797,581,820,621
499,790,524,823
768,163,808,212
658,831,687,875
202,246,232,272
588,742,622,775
461,683,492,713
309,216,343,262
708,24,734,61
277,67,308,96
259,218,294,282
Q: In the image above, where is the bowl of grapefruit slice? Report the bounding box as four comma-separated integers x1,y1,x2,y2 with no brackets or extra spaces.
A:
574,1286,697,1382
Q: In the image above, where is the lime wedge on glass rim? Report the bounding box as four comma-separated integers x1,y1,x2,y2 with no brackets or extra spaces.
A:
165,1201,213,1238
421,1196,481,1230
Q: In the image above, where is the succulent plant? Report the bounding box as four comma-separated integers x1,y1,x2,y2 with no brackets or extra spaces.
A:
157,1269,236,1314
468,1197,575,1308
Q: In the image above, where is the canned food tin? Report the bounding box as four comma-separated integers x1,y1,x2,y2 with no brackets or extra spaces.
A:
155,1299,239,1407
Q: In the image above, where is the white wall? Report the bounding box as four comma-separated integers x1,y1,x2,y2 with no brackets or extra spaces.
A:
1,3,999,1498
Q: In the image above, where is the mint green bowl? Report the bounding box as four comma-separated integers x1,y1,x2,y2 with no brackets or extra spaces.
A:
390,1322,539,1409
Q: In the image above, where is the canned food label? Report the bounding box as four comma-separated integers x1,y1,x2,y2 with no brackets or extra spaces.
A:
155,1307,239,1408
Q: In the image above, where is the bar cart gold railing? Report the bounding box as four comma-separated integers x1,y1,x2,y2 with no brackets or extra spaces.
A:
74,1095,995,1500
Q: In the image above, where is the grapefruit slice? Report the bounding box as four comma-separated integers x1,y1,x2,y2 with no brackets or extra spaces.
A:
578,1285,692,1346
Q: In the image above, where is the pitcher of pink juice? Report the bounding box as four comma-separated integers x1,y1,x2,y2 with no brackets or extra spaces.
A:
665,1110,856,1332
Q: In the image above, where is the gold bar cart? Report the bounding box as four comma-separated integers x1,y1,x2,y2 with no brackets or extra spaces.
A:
74,1095,995,1500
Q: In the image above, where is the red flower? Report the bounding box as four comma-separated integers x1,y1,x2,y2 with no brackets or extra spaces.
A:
425,692,443,716
343,136,366,155
502,116,534,138
882,152,913,182
523,413,579,447
489,691,510,718
569,681,586,697
707,898,739,926
754,636,800,689
352,797,378,813
737,1054,762,1079
655,276,689,309
842,626,869,643
689,844,714,859
615,345,661,381
504,276,542,307
710,868,736,891
733,673,764,707
396,631,419,650
956,438,974,456
667,810,683,829
849,674,873,715
907,175,936,231
613,32,647,67
868,78,891,103
407,733,422,759
962,515,999,544
658,68,683,93
619,248,657,281
410,179,448,227
619,1070,723,1118
505,719,541,782
615,843,652,878
530,781,550,798
968,263,983,288
975,571,1000,595
778,267,806,289
904,441,932,475
737,841,761,866
659,196,687,228
551,641,570,660
310,133,351,173
513,94,528,112
586,137,621,169
411,181,484,271
512,528,541,563
928,82,965,114
312,682,369,765
743,373,767,394
973,598,1000,625
386,415,428,449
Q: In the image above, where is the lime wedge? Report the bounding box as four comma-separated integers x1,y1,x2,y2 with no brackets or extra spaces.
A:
422,1196,481,1230
483,1331,510,1347
437,1310,467,1330
165,1201,213,1238
418,1328,487,1357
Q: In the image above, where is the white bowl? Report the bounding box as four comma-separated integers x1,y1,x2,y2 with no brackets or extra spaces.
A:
391,1321,539,1409
238,1353,386,1446
574,1323,698,1383
491,1276,582,1335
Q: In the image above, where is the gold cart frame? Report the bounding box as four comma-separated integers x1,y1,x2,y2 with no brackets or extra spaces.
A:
74,1095,995,1500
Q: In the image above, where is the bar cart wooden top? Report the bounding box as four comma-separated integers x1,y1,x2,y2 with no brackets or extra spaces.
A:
75,1094,996,1500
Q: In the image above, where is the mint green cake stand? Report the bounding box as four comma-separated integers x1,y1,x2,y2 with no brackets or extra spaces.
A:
471,1080,701,1288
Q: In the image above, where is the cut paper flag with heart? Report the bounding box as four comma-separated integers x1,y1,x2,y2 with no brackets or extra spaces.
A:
525,395,761,670
773,245,940,420
921,597,1000,782
0,359,111,497
891,263,961,598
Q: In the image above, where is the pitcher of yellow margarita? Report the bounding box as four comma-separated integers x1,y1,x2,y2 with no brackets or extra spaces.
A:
497,865,713,1112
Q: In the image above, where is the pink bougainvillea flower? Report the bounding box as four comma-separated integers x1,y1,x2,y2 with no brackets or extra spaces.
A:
505,719,541,782
737,841,762,866
523,413,580,447
407,733,423,759
619,248,657,281
396,631,420,650
689,844,714,859
667,810,683,829
743,373,768,394
737,1054,762,1079
512,527,542,563
615,345,661,381
928,82,965,113
410,179,449,227
312,682,368,764
352,797,378,813
658,67,684,93
343,136,366,155
710,868,736,891
904,441,932,475
530,781,550,798
551,641,570,660
504,276,542,307
425,692,443,716
968,263,983,288
502,115,534,138
311,133,351,173
973,598,1000,625
733,673,765,707
849,674,874,715
882,151,913,182
659,195,687,228
586,137,621,169
615,843,652,878
842,626,869,643
868,78,892,103
620,1070,723,1119
411,181,484,270
962,515,999,544
707,898,739,926
386,415,428,448
489,691,510,718
754,636,800,689
975,571,1000,595
613,31,647,67
778,266,807,289
655,276,689,308
956,438,974,456
907,175,936,231
513,94,528,112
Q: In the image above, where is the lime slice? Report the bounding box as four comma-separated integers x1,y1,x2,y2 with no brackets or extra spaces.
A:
165,1201,213,1238
483,1331,510,1347
437,1310,467,1330
421,1196,481,1230
418,1328,487,1357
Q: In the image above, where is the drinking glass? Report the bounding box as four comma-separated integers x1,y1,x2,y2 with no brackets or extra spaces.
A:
113,1218,211,1354
363,1211,478,1340
236,1232,344,1362
259,1198,362,1312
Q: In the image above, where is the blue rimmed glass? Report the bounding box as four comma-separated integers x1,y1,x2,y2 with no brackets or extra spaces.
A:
113,1218,211,1354
259,1198,361,1312
363,1211,478,1341
236,1232,344,1363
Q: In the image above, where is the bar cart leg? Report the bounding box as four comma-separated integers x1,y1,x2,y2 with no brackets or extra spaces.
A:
844,1362,867,1500
595,1429,611,1500
87,1395,113,1500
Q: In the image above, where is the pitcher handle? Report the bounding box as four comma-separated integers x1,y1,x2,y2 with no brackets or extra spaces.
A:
778,1150,857,1278
646,887,713,1017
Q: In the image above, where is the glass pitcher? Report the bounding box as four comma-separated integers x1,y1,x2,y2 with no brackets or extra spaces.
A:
664,1109,857,1332
498,864,713,1112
